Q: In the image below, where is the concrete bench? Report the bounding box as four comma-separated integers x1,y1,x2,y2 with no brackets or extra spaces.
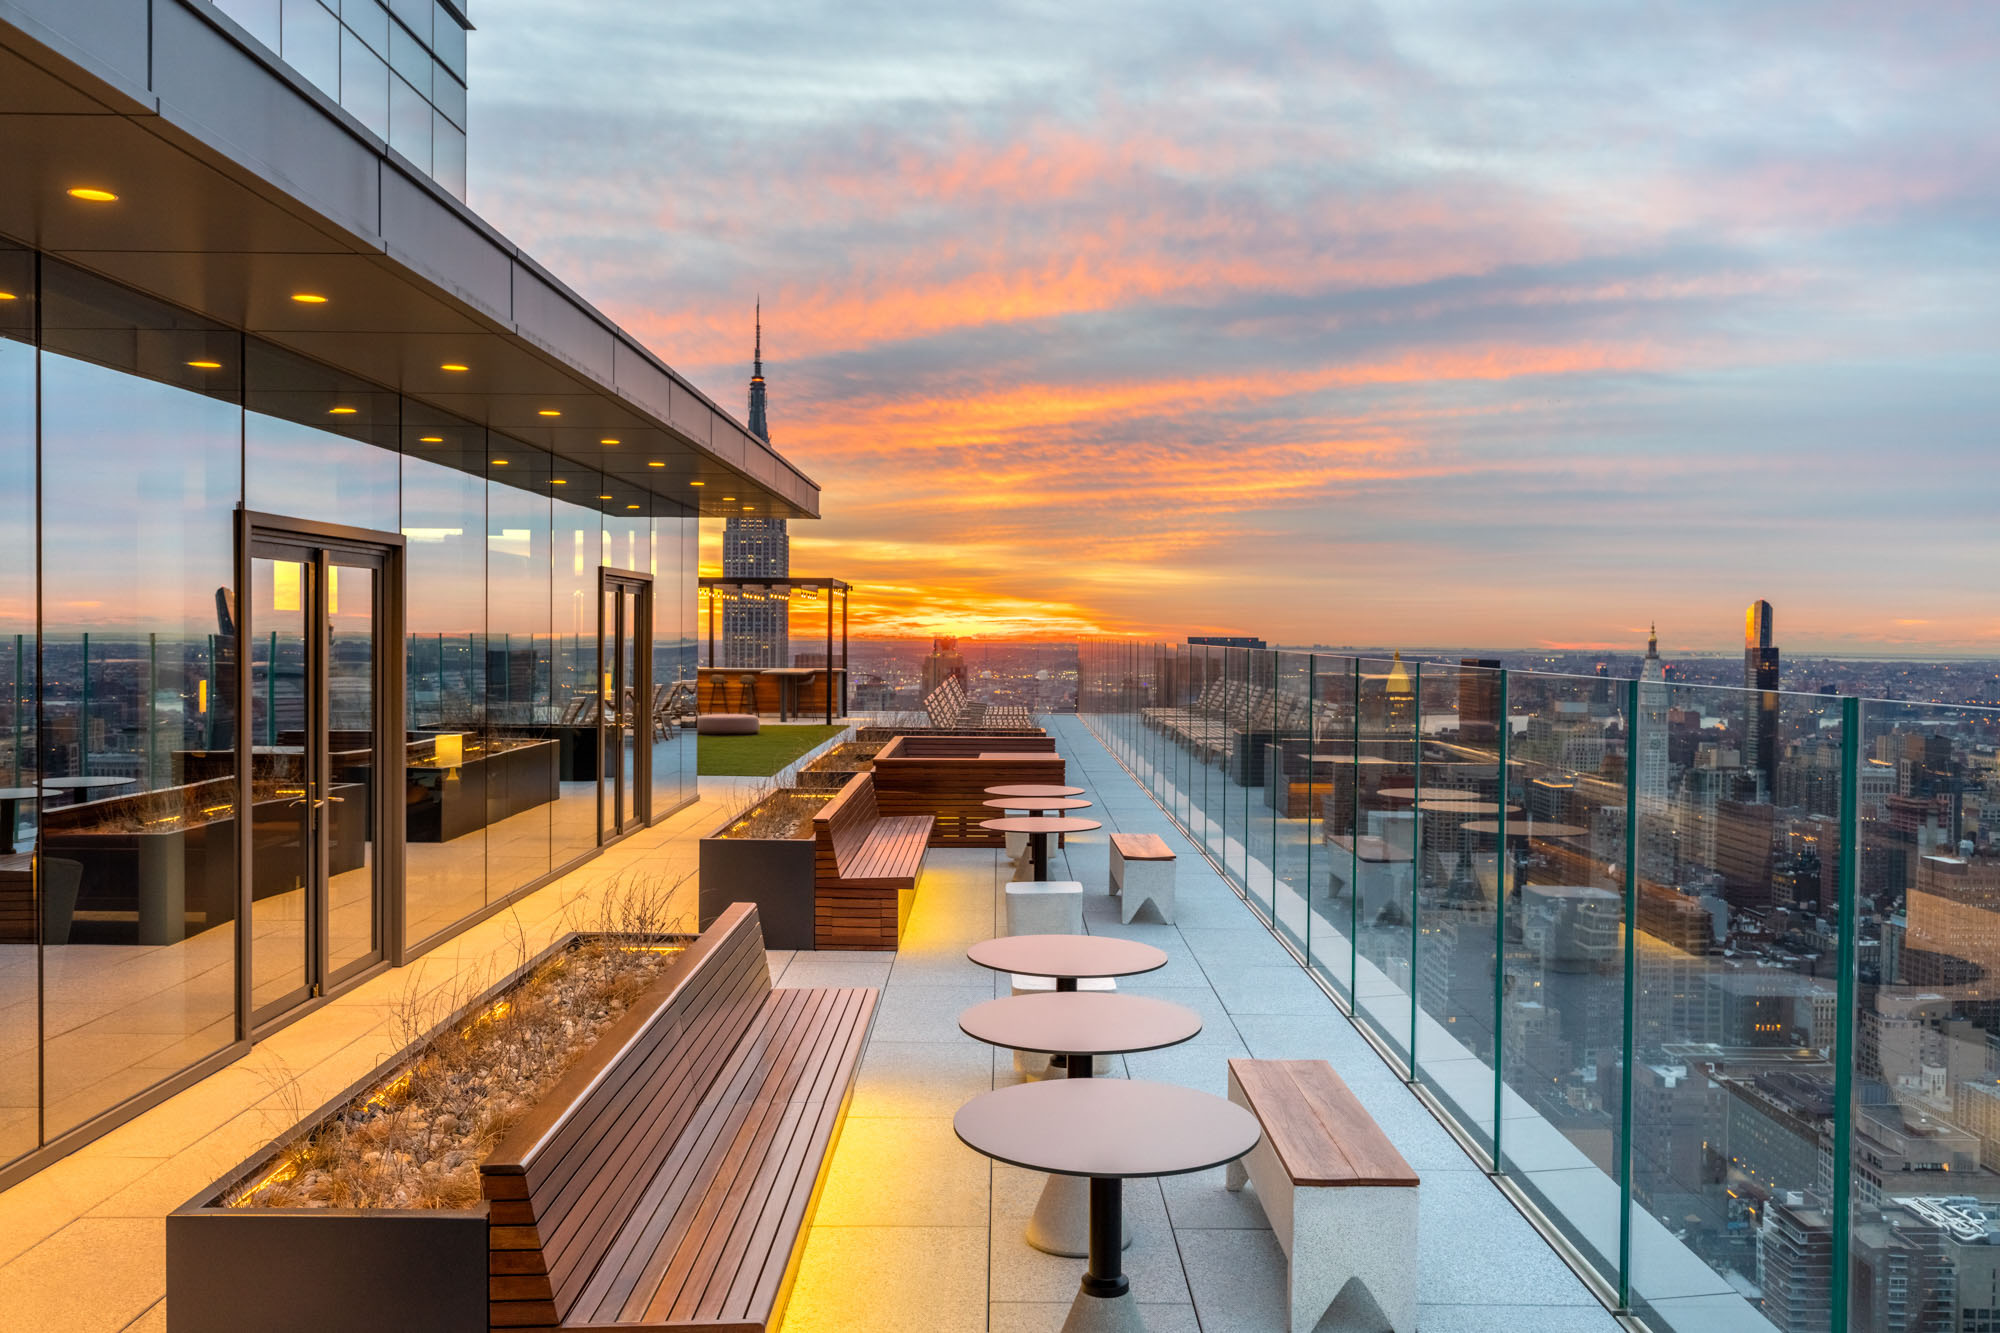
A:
1004,879,1083,935
1224,1058,1419,1332
1109,831,1176,923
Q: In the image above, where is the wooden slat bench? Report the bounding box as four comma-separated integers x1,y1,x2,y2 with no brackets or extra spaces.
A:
811,773,932,950
1224,1058,1419,1333
481,903,876,1332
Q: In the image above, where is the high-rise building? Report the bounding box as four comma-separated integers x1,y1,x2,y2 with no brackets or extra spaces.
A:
1745,599,1781,799
721,306,791,667
1638,624,1670,814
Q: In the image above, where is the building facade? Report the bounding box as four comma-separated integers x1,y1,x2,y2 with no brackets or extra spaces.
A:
0,0,817,1187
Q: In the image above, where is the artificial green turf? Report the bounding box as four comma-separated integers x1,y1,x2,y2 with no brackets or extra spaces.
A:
697,724,847,777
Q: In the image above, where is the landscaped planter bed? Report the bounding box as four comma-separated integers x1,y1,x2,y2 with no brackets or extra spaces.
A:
167,921,690,1333
696,788,833,949
794,739,886,789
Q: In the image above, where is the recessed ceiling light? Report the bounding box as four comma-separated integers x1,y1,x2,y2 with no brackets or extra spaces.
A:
626,504,641,510
0,292,18,302
647,461,665,468
741,506,753,511
186,360,223,370
290,293,328,304
599,437,620,445
598,494,613,500
440,363,469,372
418,435,443,443
329,406,357,415
723,496,736,502
491,459,509,466
537,409,561,417
689,481,704,486
67,187,118,202
550,478,568,485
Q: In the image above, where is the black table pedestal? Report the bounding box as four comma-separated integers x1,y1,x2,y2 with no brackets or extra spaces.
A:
1063,1177,1144,1331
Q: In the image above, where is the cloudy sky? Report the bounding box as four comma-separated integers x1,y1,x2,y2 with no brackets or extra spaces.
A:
469,1,2000,652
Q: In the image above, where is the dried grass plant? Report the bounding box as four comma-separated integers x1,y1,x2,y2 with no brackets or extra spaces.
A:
715,783,832,840
231,874,693,1211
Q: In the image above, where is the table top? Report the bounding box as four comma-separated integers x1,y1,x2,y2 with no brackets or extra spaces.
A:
0,787,37,800
761,667,818,677
980,816,1101,835
0,853,29,875
959,992,1201,1057
1457,818,1589,838
982,796,1092,812
1414,799,1515,816
966,933,1169,980
41,776,138,789
1377,785,1477,802
985,784,1086,798
955,1079,1261,1179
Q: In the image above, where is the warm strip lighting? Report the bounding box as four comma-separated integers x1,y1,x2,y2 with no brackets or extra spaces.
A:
550,478,567,485
689,480,704,486
599,437,620,445
491,458,509,466
440,363,469,372
290,293,328,304
597,494,613,500
722,496,736,501
418,435,443,443
0,292,18,301
647,461,665,468
741,506,753,511
537,409,561,417
186,360,223,370
626,504,640,510
67,187,118,202
329,406,356,415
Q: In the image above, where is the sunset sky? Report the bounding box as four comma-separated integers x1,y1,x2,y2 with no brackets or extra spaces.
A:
470,1,2000,653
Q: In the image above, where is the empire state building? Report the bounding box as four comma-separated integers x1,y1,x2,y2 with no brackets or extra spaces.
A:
721,306,789,667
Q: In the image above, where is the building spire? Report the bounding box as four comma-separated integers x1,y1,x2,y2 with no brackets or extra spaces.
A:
1647,622,1658,658
747,299,769,442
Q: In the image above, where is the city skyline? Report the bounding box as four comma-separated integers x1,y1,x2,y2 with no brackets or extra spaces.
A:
471,0,2000,651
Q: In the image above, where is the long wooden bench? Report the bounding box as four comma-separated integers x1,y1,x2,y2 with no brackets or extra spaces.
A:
869,733,1065,848
481,903,876,1331
1224,1058,1420,1333
811,773,932,950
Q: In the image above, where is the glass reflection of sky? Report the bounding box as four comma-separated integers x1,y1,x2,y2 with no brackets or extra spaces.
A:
40,351,240,633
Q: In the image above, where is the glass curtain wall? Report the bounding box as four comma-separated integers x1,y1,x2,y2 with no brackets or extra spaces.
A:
0,248,705,1182
0,246,36,1164
1081,642,1969,1333
37,263,243,1142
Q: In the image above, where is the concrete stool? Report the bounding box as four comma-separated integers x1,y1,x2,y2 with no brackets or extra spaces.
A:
696,713,759,735
1109,832,1176,923
1009,973,1115,1078
1005,880,1083,936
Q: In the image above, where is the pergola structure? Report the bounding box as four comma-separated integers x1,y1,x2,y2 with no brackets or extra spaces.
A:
698,576,852,722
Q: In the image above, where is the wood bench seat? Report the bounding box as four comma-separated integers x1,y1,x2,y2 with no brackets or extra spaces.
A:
1109,832,1174,861
1225,1058,1418,1332
482,904,876,1332
812,773,931,949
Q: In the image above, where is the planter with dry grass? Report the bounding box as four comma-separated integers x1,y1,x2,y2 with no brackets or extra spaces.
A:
166,877,691,1333
696,785,832,950
794,739,887,789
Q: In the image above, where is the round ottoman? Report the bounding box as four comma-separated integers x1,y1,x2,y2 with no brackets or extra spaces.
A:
697,713,760,735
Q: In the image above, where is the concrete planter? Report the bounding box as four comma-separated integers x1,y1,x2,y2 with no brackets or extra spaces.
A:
166,929,691,1333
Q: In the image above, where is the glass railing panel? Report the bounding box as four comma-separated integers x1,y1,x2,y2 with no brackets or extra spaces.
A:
1265,651,1314,958
1351,655,1417,1066
1413,659,1504,1157
1624,681,1843,1331
1493,668,1630,1288
1845,694,1997,1333
1221,646,1262,916
1200,645,1230,867
1307,656,1359,1003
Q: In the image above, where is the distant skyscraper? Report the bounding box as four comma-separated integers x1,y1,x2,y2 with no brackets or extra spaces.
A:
1745,599,1781,798
1638,624,1670,814
721,304,789,667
